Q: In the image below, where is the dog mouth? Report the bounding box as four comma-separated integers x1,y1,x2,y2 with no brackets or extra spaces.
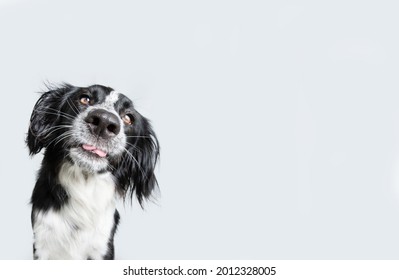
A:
81,144,108,158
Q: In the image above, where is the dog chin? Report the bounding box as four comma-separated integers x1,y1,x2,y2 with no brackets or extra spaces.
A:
69,147,109,173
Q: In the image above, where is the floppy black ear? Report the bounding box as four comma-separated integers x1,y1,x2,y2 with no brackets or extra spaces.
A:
26,85,70,155
113,118,160,206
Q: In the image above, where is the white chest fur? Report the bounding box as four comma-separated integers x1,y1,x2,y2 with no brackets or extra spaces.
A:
32,162,117,259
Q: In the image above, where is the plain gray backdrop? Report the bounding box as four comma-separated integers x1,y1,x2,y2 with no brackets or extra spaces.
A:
1,0,399,259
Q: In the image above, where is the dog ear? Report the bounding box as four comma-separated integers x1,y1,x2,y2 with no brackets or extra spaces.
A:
26,86,69,155
113,117,160,206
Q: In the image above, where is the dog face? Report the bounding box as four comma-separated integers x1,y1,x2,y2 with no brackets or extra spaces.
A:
27,84,159,204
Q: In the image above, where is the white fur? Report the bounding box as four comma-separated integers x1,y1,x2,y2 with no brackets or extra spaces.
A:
32,162,117,259
105,91,119,106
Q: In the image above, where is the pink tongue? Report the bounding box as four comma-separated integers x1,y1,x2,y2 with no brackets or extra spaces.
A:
82,144,107,158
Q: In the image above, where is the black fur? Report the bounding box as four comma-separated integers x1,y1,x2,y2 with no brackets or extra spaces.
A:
27,83,159,259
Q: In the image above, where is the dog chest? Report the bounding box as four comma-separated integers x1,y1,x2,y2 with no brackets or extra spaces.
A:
32,162,117,259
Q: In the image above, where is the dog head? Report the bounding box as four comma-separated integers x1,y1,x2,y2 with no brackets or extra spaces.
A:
27,83,159,204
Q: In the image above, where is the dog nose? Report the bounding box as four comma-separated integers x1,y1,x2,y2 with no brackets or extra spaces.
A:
85,109,121,139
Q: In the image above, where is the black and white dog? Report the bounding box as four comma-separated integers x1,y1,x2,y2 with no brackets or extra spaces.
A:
27,84,159,260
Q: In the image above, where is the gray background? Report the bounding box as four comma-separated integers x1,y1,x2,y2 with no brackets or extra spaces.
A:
1,0,399,259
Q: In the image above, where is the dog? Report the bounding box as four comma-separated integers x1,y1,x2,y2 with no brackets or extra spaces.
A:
26,83,159,259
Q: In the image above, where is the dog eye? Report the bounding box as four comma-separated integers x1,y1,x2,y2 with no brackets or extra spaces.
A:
80,96,90,105
122,114,133,125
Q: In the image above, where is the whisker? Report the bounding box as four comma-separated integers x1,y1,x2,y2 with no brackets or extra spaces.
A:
106,162,116,172
33,109,75,120
40,124,72,132
53,132,74,147
35,106,76,118
62,137,79,150
66,98,79,115
42,125,73,139
123,147,147,180
125,135,152,139
49,106,75,116
47,131,74,147
124,142,143,154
